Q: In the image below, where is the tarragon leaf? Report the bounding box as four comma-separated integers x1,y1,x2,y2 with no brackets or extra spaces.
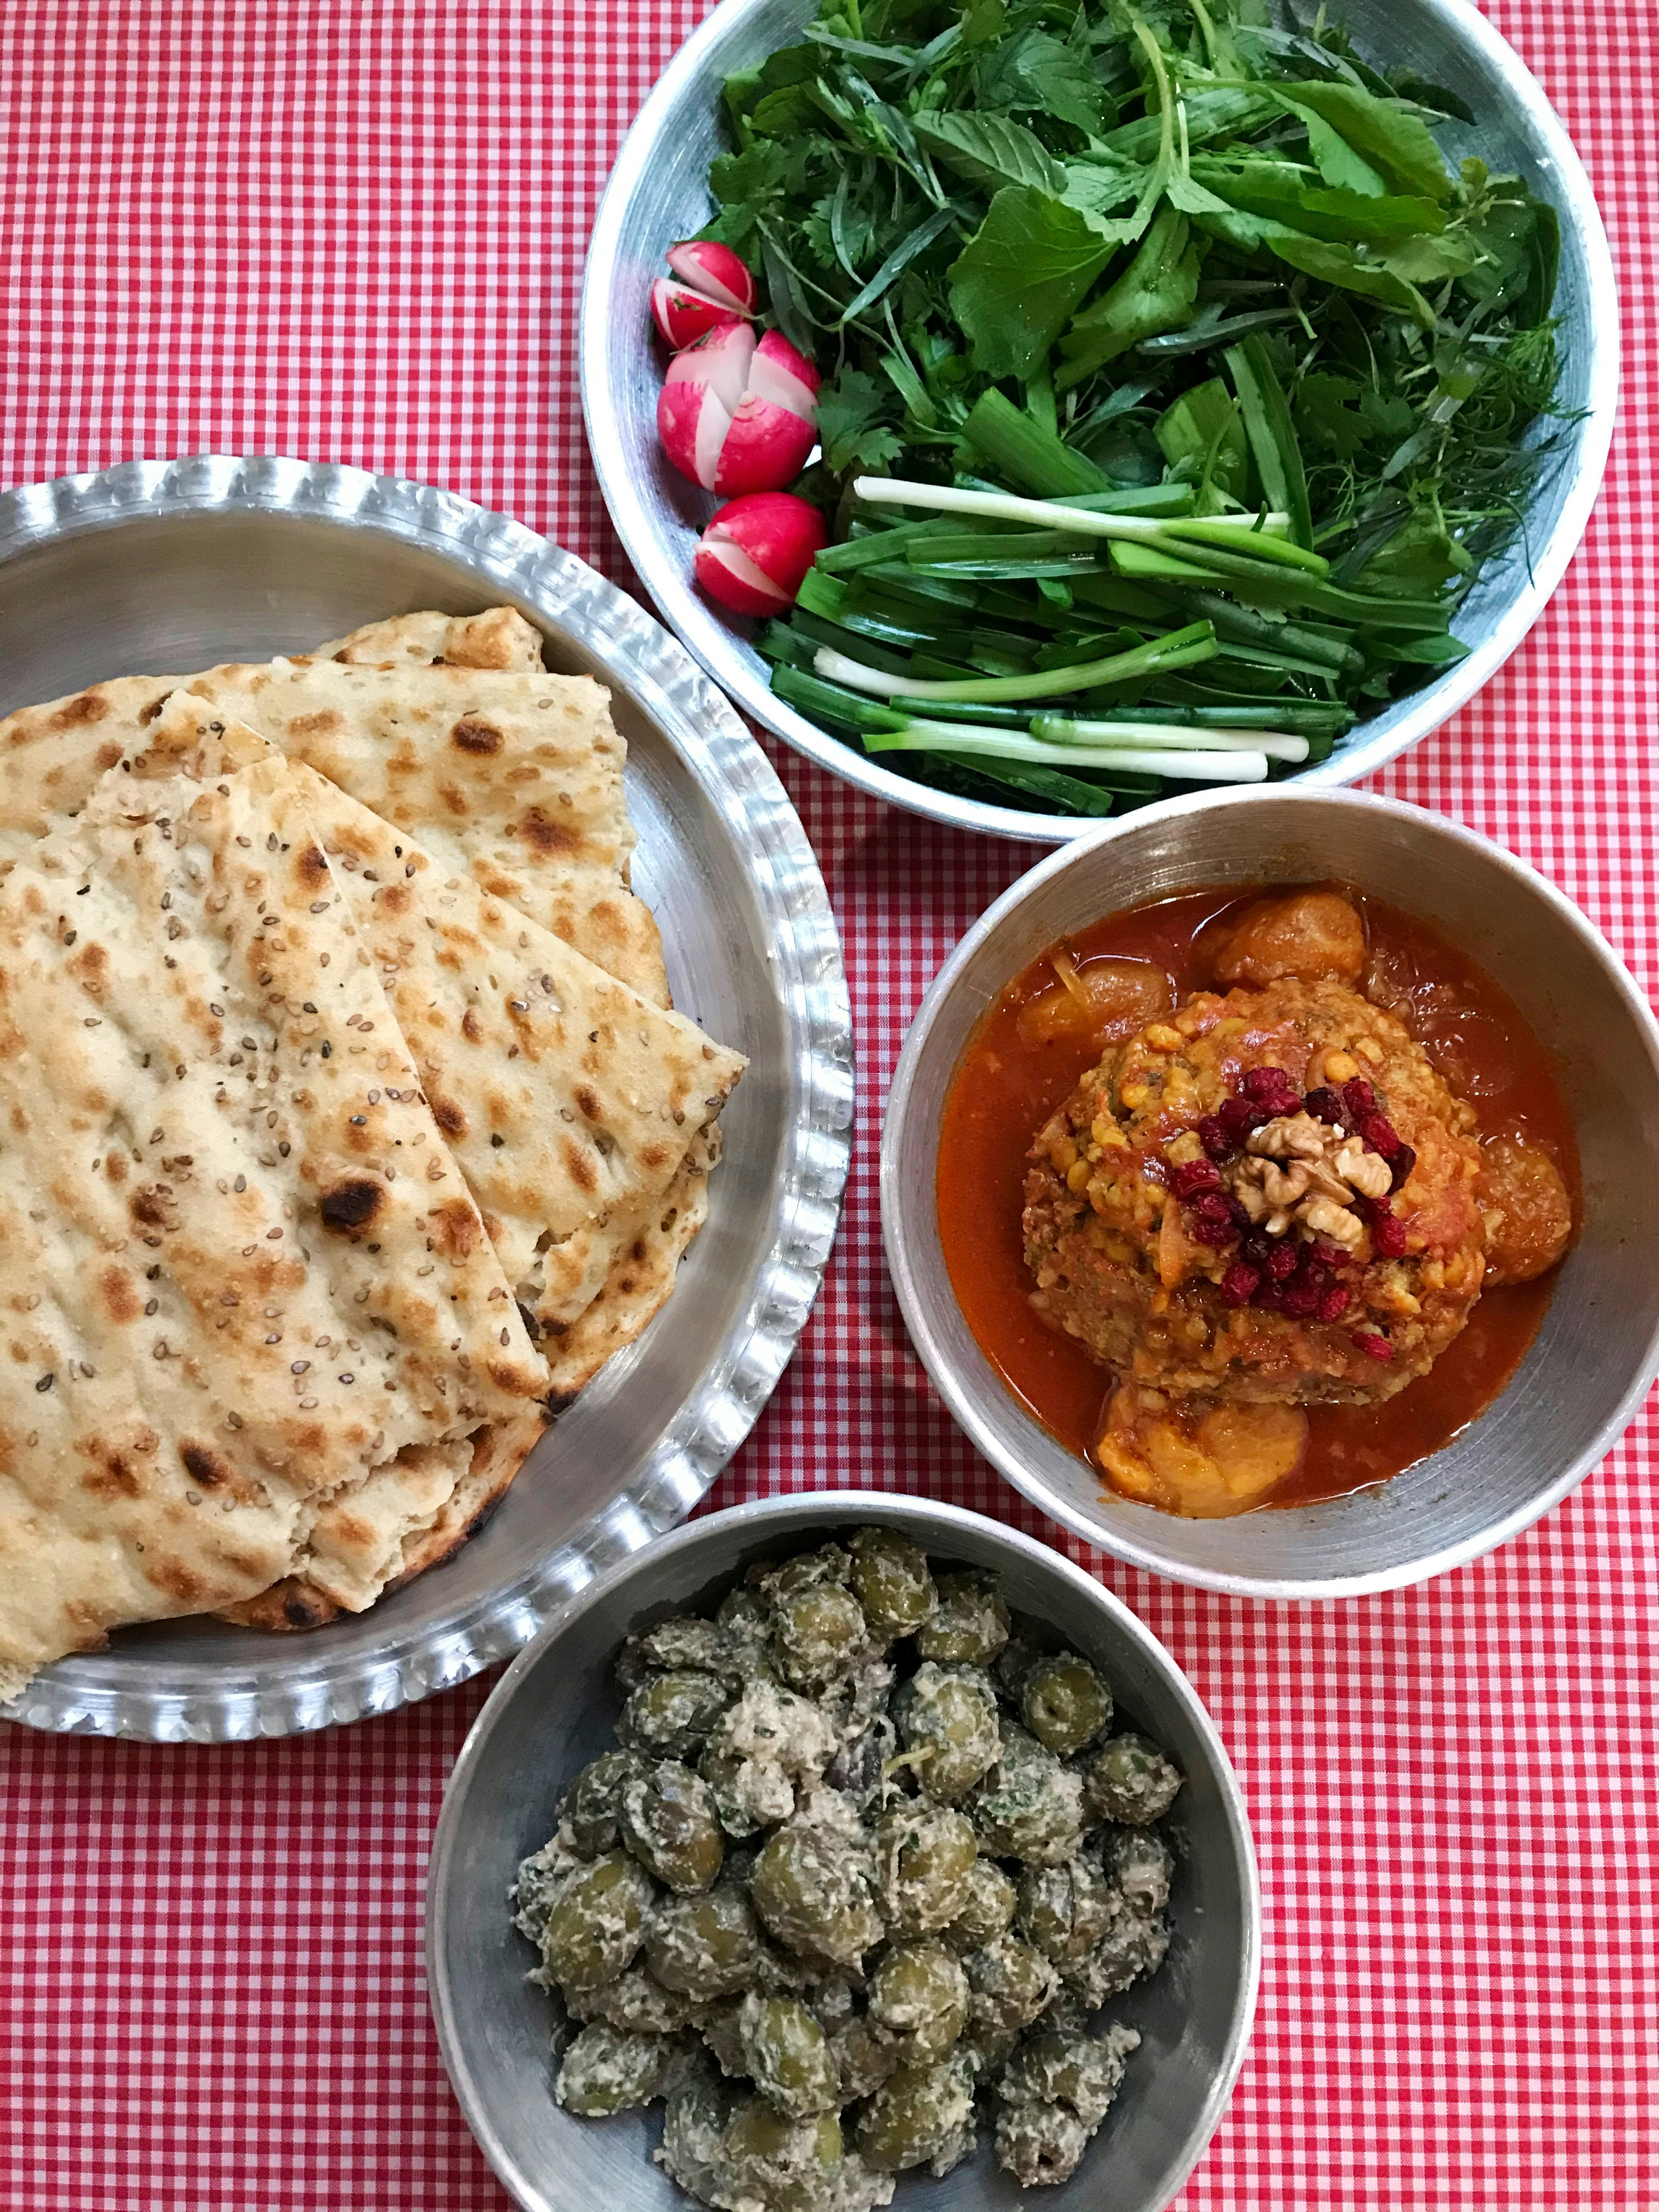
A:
948,187,1119,379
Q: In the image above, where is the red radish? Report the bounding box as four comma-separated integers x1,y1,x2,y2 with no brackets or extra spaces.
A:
652,277,744,350
665,240,758,314
658,324,821,496
695,494,828,617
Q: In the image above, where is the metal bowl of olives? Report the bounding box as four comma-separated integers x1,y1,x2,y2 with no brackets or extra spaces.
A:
426,1492,1259,2212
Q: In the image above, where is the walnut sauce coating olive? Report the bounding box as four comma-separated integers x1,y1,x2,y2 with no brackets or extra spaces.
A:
541,1852,655,1998
1082,1730,1185,1825
1020,1652,1113,1758
865,1942,969,2063
853,2055,977,2176
738,1994,840,2118
618,1669,732,1759
512,1534,1188,2208
619,1761,725,1893
891,1663,1000,1803
913,1571,1009,1667
555,2021,687,2117
968,1725,1086,1866
874,1803,978,1936
848,1527,937,1640
750,1802,885,1968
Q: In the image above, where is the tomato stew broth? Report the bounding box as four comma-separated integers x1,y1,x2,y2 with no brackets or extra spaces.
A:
935,887,1578,1510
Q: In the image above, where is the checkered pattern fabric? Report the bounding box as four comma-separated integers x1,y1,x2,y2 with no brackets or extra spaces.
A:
2,2,1655,2205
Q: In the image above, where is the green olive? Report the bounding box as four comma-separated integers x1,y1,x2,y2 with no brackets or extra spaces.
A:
941,1858,1018,1953
771,1582,868,1691
849,1527,937,1640
542,1852,654,1997
866,1941,969,2062
750,1824,884,1967
853,2056,975,2175
562,1748,643,1857
875,1803,979,1935
1020,1651,1113,1757
893,1662,1001,1802
738,1994,839,2118
963,1933,1059,2058
619,1760,724,1893
1103,1827,1174,1914
762,1543,852,1600
555,2022,681,2116
578,1960,701,2035
1000,2025,1137,2129
969,1725,1085,1866
1016,1855,1115,1968
646,1882,776,1996
623,1615,736,1682
618,1669,732,1759
915,1572,1009,1667
1082,1732,1184,1826
992,2098,1091,2188
829,2013,898,2103
993,1636,1040,1705
720,2099,844,2212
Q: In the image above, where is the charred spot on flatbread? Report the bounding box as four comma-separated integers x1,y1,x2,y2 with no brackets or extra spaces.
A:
318,1177,385,1234
99,1265,142,1323
179,1441,233,1491
54,691,111,728
515,806,579,856
431,1095,466,1138
452,718,504,755
297,842,330,889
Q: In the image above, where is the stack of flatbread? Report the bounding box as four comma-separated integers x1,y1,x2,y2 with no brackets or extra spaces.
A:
0,610,746,1699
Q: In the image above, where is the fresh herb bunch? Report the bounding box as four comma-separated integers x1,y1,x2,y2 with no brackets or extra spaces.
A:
703,0,1565,817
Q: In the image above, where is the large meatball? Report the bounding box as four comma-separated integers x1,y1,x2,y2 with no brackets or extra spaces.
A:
1211,889,1366,988
1022,976,1486,1406
1479,1137,1573,1286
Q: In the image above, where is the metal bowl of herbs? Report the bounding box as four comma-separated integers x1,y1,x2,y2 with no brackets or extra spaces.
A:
582,0,1616,842
428,1491,1259,2212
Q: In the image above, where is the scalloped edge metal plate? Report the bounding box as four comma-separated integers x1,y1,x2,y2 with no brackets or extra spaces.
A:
0,454,853,1740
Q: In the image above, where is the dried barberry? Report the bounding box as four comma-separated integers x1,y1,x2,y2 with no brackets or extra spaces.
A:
1220,1262,1260,1306
1167,1158,1222,1200
1372,1212,1407,1260
1198,1115,1233,1161
1357,1331,1394,1363
1341,1077,1376,1119
1389,1143,1417,1194
1317,1285,1352,1323
1304,1086,1347,1126
1358,1111,1402,1161
1266,1242,1300,1284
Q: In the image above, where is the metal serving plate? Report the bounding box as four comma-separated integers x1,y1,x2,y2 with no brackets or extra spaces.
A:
582,0,1618,843
428,1492,1260,2212
882,788,1659,1598
0,454,853,1741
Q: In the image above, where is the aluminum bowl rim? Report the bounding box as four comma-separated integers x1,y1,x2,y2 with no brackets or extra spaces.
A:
881,785,1659,1597
580,0,1620,843
426,1487,1262,2212
0,452,854,1740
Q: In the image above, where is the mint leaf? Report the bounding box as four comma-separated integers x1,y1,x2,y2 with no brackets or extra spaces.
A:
1278,83,1453,203
915,110,1068,196
948,188,1118,379
978,30,1111,138
1056,207,1203,389
817,369,906,475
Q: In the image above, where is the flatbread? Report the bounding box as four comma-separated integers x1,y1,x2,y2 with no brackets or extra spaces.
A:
186,659,670,1005
0,757,548,1689
218,1412,546,1631
314,606,545,671
125,695,746,1330
0,609,667,1005
544,1130,719,1400
0,673,184,866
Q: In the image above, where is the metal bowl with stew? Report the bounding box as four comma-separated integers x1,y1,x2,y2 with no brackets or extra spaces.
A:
882,789,1659,1598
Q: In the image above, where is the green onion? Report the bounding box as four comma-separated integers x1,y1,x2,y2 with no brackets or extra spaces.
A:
1031,714,1308,763
863,723,1271,781
811,620,1217,702
851,476,1296,550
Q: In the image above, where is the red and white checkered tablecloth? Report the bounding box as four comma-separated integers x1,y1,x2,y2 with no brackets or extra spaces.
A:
2,2,1655,2205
